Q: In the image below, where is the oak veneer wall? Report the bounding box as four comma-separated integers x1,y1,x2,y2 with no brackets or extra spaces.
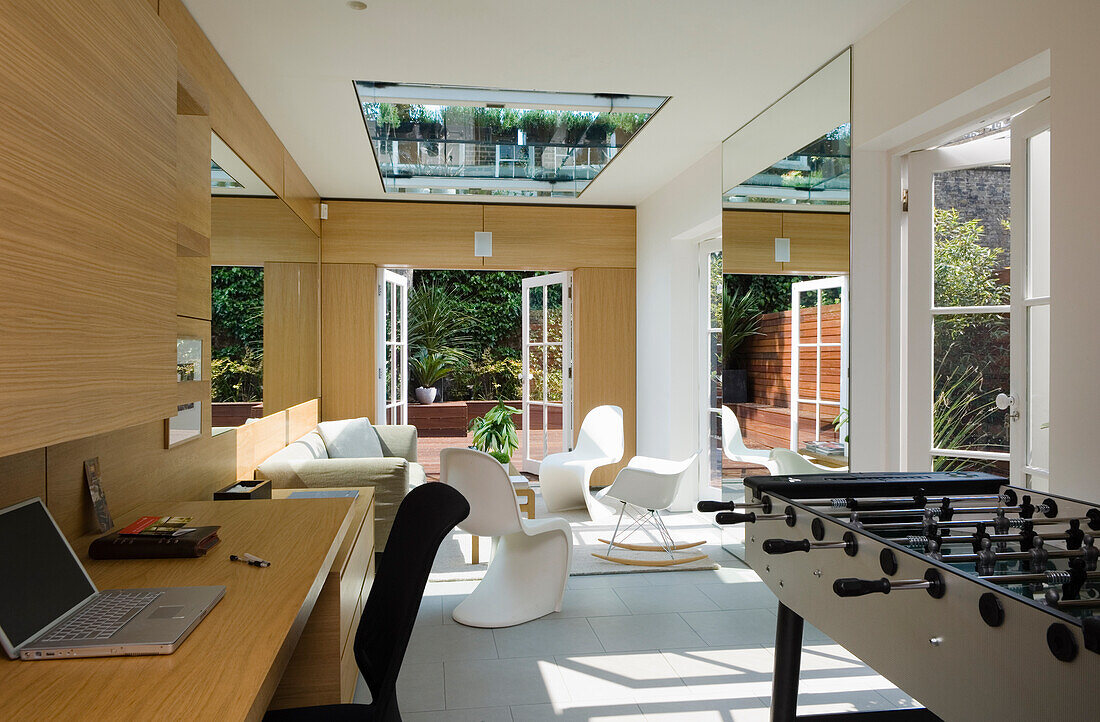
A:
722,209,850,275
0,0,178,459
573,268,637,487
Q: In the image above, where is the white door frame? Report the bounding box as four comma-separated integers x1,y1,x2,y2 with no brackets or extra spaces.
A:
698,238,722,503
906,132,1010,471
1009,99,1051,489
521,272,573,473
376,269,408,425
790,276,849,450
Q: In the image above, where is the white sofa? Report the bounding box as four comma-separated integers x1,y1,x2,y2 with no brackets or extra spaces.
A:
256,417,425,549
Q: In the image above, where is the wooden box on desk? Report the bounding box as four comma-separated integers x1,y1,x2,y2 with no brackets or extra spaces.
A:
269,487,376,708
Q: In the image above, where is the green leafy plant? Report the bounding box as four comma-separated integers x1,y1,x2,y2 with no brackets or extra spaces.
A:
722,288,763,367
410,350,452,389
408,283,474,363
831,408,849,443
451,351,523,400
210,348,263,403
468,400,522,465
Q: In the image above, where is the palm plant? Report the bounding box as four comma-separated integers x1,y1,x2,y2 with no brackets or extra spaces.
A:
410,350,452,389
468,400,522,465
722,288,763,367
408,283,473,363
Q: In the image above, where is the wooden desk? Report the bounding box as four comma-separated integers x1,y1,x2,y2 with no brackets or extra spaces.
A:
0,498,353,722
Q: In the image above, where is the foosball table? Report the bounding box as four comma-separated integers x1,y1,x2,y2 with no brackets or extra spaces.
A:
699,472,1100,722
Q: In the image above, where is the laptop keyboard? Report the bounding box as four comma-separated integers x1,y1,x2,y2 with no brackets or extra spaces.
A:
40,591,162,642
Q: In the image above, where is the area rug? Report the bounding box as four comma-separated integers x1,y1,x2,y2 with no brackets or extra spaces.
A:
429,484,723,581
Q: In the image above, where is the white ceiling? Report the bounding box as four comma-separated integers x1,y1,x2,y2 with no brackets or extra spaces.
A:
183,0,907,206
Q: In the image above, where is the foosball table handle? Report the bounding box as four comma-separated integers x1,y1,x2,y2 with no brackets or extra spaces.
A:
762,538,812,554
833,577,892,597
716,511,756,524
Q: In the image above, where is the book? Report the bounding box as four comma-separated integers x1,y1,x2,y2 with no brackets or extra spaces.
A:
89,526,221,560
119,515,195,537
83,457,112,533
805,441,846,456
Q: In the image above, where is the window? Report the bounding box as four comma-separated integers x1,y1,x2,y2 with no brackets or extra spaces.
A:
355,82,667,198
724,123,850,207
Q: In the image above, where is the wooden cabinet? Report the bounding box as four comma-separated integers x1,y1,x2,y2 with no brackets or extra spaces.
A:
723,210,849,275
269,487,376,708
0,0,178,458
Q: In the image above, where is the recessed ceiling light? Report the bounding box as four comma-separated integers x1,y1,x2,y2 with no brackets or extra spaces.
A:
347,1,367,10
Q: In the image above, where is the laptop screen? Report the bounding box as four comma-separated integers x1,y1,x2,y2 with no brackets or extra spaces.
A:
0,500,96,651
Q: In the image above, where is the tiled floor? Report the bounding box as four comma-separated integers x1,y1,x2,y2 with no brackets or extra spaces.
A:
355,557,920,720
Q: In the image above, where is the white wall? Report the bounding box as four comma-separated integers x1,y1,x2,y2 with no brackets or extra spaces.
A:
636,148,721,509
850,0,1100,498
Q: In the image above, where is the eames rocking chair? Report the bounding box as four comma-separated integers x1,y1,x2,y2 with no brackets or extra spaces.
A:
592,451,705,567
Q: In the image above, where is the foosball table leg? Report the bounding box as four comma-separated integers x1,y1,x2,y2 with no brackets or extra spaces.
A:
769,601,944,721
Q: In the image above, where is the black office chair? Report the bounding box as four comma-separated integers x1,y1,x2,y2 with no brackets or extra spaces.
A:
264,482,470,722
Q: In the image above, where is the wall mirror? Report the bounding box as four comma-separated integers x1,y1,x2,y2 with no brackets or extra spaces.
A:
716,49,852,529
209,133,320,432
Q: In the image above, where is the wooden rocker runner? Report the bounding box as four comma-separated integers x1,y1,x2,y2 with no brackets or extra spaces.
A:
590,452,707,567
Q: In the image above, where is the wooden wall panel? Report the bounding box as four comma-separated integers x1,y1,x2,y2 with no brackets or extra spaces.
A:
284,151,322,237
0,449,47,509
45,422,237,540
322,202,483,267
781,212,850,274
177,256,212,320
288,399,321,441
0,0,178,458
722,210,849,275
177,113,212,249
212,197,320,266
321,264,376,421
234,409,289,481
483,206,635,270
572,268,637,487
723,210,784,274
157,0,322,235
265,262,321,416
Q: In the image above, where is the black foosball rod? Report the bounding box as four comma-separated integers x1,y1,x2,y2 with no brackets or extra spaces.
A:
934,537,1099,566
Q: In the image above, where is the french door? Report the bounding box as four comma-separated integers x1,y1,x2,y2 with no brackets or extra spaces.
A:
521,272,572,474
376,269,408,425
906,100,1049,485
790,276,849,450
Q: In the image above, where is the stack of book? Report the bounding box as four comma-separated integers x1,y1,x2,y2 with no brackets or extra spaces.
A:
89,516,221,559
804,440,847,457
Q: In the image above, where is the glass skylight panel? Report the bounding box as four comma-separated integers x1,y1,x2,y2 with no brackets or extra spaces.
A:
211,161,243,189
355,82,667,198
724,123,850,207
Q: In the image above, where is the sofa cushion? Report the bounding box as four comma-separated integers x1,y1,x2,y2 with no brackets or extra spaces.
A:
317,417,384,459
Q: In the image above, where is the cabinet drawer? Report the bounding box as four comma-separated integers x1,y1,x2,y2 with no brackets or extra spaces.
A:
340,525,374,649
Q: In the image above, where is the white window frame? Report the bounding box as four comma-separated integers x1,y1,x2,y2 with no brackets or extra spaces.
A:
521,272,573,473
376,269,408,425
698,238,723,502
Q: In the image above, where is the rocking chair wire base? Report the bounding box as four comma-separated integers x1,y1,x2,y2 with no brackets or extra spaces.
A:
592,502,708,567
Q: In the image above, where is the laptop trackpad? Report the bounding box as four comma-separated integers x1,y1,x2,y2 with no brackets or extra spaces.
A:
149,605,186,620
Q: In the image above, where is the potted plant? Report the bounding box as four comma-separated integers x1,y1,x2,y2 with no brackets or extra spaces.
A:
722,287,762,403
411,350,451,404
468,399,521,467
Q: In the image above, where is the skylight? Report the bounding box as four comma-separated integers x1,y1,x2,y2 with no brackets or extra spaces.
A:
724,123,850,207
211,161,243,189
355,82,667,198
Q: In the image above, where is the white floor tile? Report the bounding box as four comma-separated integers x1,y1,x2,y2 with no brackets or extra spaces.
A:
547,588,631,618
638,697,770,721
659,646,775,700
567,573,652,590
416,595,443,626
405,622,498,663
695,581,778,611
511,701,645,721
404,707,514,722
553,651,688,704
759,689,902,714
397,662,445,712
444,657,569,709
493,618,605,659
679,609,779,647
612,585,719,615
588,613,705,652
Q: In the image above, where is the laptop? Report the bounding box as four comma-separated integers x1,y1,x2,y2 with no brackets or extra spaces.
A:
0,498,225,661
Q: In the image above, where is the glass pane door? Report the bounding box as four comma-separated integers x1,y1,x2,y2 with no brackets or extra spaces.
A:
1010,100,1051,489
790,277,848,453
376,269,408,424
521,272,572,473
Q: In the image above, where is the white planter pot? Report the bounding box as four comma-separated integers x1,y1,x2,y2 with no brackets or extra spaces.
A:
415,386,438,404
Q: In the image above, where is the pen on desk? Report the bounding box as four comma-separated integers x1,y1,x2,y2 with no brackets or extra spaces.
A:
230,553,270,568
